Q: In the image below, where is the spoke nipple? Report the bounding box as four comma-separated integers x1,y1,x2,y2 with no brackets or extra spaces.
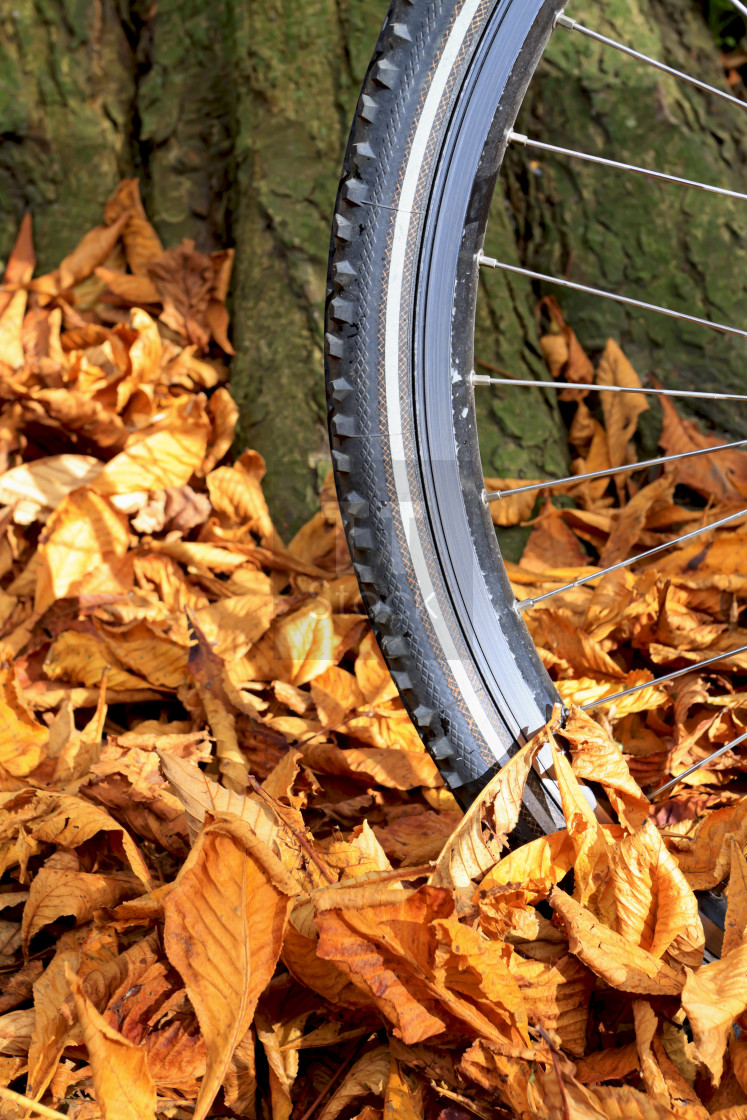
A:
471,372,491,386
508,130,527,146
554,12,575,30
516,597,533,612
480,488,490,507
477,252,496,269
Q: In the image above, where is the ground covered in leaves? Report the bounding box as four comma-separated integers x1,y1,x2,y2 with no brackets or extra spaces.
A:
1,190,747,1120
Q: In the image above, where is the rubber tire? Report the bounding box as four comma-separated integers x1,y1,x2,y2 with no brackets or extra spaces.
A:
324,0,568,832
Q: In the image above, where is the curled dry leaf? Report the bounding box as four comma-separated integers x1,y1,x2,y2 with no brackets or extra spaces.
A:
549,888,684,995
682,943,747,1086
66,965,157,1120
22,868,145,949
163,813,298,1120
609,819,704,969
484,478,543,527
561,705,650,831
429,728,552,891
318,1046,390,1120
35,488,132,614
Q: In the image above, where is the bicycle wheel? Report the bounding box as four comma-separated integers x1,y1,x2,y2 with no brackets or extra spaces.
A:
324,0,747,873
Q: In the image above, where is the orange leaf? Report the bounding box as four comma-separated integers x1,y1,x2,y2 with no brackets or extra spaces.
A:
668,802,747,890
105,180,163,275
608,819,703,970
317,1046,389,1120
508,952,593,1057
599,473,675,567
22,868,144,950
723,837,747,958
549,888,684,995
35,488,133,614
549,736,610,907
682,942,747,1085
478,828,577,904
521,502,588,572
67,965,156,1120
430,732,549,891
659,394,747,502
383,1054,424,1120
596,338,648,475
94,267,160,304
56,210,131,291
484,478,543,527
163,813,298,1120
0,664,48,779
94,399,210,495
562,705,650,831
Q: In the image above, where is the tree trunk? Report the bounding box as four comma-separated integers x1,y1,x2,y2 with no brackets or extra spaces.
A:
1,1,744,534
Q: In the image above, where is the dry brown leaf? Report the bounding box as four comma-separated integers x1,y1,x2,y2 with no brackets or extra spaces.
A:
540,297,595,386
683,943,747,1085
608,819,704,969
163,813,298,1120
596,338,649,475
318,1046,389,1120
659,394,747,502
723,837,747,958
22,867,144,949
383,1054,424,1120
429,728,552,891
549,736,610,907
562,705,650,830
599,473,675,567
667,802,747,890
521,502,588,572
94,267,160,304
67,965,156,1120
549,888,684,995
95,400,210,495
35,488,132,614
478,828,577,904
484,478,543,527
508,952,592,1057
203,387,240,474
104,179,163,275
0,664,49,779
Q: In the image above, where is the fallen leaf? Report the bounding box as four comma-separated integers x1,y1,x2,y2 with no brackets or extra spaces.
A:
682,943,747,1085
430,730,550,891
596,338,648,479
104,180,163,275
35,488,132,614
549,888,684,995
608,819,704,969
67,964,157,1120
163,813,298,1120
318,1046,389,1120
22,867,144,948
561,705,650,830
723,837,747,957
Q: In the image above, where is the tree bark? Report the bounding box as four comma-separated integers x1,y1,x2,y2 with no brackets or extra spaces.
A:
0,1,744,534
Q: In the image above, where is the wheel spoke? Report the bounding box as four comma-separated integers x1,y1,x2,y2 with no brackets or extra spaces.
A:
484,437,747,502
555,13,747,113
514,507,747,610
478,256,747,340
730,0,747,17
581,643,747,711
508,131,747,204
472,373,747,404
649,731,747,798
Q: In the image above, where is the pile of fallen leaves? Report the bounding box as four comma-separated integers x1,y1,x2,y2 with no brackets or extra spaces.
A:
1,190,747,1120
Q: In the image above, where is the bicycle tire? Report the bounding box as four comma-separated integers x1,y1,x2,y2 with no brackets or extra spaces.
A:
325,0,567,831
